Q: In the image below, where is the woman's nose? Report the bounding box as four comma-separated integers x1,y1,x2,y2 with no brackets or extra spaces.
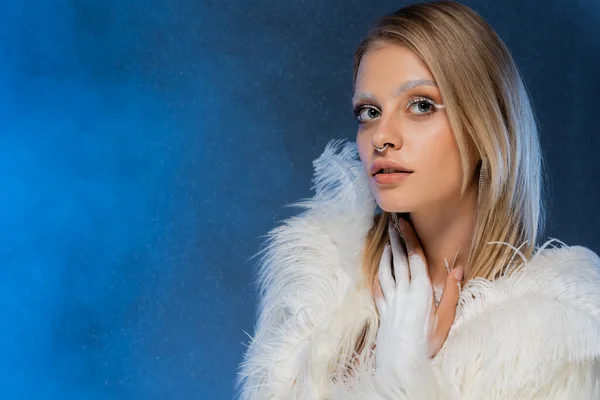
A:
371,114,403,151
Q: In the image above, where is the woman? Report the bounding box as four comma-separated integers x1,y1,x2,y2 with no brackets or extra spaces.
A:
237,1,600,399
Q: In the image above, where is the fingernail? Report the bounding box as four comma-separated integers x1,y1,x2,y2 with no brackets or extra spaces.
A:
452,267,464,281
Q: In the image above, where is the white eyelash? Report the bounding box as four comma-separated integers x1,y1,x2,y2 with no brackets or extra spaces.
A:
405,97,445,111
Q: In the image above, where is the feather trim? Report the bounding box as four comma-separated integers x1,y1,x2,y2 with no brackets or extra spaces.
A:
236,139,378,399
237,139,600,399
432,239,600,399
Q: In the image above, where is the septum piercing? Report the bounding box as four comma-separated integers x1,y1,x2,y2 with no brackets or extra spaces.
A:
375,144,389,153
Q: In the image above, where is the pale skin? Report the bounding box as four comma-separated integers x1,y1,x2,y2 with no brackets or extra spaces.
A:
353,42,479,357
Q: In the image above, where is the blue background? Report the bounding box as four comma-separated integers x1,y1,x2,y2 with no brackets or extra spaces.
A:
0,0,598,398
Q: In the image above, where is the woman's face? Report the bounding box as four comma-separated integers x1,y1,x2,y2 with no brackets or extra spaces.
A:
354,42,466,214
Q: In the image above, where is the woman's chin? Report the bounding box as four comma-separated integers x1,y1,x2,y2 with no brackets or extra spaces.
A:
376,201,412,214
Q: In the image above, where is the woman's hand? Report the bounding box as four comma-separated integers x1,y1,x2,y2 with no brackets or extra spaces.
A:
373,218,463,373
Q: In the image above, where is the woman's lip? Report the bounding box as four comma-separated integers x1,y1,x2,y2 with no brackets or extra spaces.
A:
373,172,412,184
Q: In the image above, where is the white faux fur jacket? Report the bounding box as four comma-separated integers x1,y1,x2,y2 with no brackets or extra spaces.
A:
237,140,600,399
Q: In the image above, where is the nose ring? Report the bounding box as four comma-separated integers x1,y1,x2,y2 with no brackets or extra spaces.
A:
374,144,389,153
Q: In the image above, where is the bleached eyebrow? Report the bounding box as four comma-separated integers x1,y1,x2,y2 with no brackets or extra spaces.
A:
351,79,438,104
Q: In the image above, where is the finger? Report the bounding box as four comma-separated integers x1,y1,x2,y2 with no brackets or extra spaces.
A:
388,221,409,294
398,218,429,283
372,269,387,316
435,266,463,333
398,218,434,331
427,308,440,358
378,244,396,303
404,277,434,338
375,295,387,317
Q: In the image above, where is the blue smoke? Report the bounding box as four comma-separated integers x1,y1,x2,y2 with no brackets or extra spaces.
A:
0,1,197,398
0,0,321,397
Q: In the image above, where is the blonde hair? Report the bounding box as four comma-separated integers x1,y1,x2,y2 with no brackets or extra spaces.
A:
353,1,547,287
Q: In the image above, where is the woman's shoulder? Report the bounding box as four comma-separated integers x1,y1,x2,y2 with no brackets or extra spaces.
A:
439,241,600,387
514,241,600,307
460,240,600,310
529,241,600,273
452,239,600,339
458,239,600,341
456,241,600,328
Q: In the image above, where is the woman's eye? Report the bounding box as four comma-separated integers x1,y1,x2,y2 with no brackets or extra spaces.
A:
406,97,438,116
353,105,380,124
353,97,441,124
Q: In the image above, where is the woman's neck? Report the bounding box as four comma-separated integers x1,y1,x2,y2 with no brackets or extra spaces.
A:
407,184,478,287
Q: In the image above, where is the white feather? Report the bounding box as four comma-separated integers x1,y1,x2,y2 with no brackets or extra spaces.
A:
237,139,600,399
